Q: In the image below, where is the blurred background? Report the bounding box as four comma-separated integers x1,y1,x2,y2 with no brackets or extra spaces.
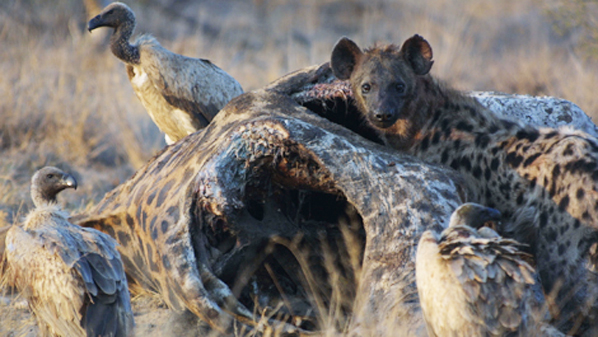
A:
0,0,597,224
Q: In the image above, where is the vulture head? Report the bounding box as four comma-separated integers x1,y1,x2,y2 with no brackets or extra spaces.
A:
31,166,77,207
88,2,136,32
448,202,502,229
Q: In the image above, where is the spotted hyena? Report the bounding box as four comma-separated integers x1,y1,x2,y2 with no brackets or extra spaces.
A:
331,34,598,332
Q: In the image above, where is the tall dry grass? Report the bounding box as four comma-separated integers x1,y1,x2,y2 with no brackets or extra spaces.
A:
1,0,597,334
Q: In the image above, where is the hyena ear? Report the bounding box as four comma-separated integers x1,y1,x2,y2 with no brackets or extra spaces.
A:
400,34,434,75
331,37,363,80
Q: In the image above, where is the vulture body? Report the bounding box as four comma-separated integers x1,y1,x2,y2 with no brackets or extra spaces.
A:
88,2,243,144
3,167,134,337
416,203,565,337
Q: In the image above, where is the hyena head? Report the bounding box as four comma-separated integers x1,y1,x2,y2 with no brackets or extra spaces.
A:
331,34,434,130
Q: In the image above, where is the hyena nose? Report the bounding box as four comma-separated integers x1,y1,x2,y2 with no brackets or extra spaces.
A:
374,110,393,122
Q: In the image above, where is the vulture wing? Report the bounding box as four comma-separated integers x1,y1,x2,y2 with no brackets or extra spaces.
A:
4,211,133,337
143,42,243,129
4,221,87,336
73,226,134,337
416,225,547,336
438,225,541,334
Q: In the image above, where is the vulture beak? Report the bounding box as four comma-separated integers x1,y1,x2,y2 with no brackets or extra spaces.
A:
63,174,78,190
478,206,501,223
87,15,102,33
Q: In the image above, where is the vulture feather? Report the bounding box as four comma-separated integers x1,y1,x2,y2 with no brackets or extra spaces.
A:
88,2,243,144
416,203,566,337
3,167,134,336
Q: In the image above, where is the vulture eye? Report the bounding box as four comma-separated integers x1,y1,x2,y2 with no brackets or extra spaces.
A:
361,83,371,94
46,174,54,179
106,9,114,15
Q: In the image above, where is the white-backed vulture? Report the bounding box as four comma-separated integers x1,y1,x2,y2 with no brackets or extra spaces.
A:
416,203,565,337
3,167,134,336
87,2,244,145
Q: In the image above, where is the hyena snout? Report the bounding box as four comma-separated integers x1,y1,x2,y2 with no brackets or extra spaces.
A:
373,109,394,124
369,109,398,128
368,98,399,128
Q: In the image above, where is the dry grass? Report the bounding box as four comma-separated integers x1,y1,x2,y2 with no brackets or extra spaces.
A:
1,0,597,335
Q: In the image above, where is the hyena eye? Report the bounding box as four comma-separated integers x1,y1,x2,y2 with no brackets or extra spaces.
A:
395,83,405,93
361,83,371,94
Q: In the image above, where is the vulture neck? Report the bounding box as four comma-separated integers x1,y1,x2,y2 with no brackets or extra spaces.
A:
31,188,57,208
110,21,140,65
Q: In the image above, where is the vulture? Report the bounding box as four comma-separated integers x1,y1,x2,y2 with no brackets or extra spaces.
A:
3,167,134,337
416,203,565,337
88,2,244,145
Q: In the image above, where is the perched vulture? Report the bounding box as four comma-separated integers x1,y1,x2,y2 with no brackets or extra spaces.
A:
416,203,565,337
3,167,134,337
88,2,244,144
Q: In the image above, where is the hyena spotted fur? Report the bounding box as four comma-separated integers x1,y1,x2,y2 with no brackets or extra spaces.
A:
331,34,598,332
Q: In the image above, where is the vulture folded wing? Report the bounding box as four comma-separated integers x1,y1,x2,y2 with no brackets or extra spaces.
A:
75,258,99,297
75,227,134,336
4,224,87,336
145,50,243,129
80,227,129,288
416,230,483,336
462,233,543,335
83,294,120,337
85,253,119,295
